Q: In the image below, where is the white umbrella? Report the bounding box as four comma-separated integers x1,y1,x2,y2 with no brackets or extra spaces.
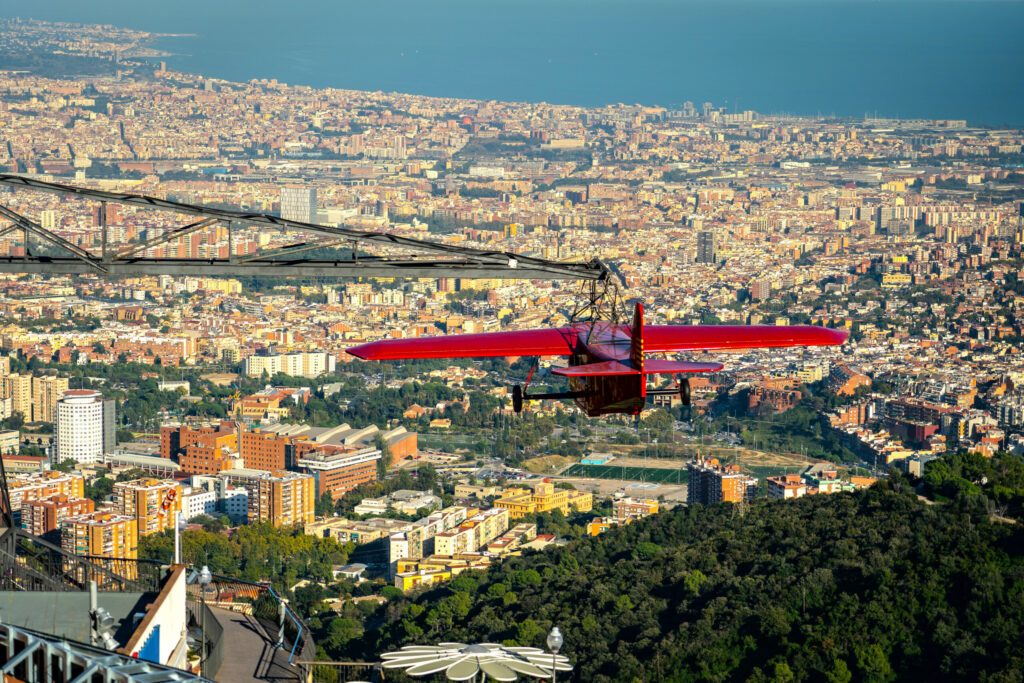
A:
380,642,574,681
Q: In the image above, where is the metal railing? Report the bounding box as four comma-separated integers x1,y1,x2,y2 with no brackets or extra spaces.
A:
0,533,316,681
186,574,316,675
84,555,167,591
0,531,155,592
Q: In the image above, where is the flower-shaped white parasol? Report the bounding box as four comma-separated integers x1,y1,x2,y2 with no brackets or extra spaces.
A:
381,642,573,681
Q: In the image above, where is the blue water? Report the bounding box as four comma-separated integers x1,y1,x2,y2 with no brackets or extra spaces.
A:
5,0,1024,125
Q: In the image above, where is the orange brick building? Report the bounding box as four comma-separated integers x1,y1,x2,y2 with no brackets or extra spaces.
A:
828,362,872,396
830,402,875,427
239,429,315,471
747,377,802,414
162,422,238,475
22,494,94,539
381,426,418,465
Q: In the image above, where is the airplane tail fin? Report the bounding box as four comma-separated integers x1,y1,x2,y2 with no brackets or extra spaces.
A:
630,302,644,373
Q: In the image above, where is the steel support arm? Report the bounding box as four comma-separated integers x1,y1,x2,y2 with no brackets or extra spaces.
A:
0,173,609,281
0,256,587,279
116,217,221,258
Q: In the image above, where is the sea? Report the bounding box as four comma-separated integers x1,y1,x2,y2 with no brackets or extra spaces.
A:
4,0,1024,126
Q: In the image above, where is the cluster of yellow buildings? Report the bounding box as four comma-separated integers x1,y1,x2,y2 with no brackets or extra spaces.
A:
9,471,183,561
394,521,540,591
307,479,594,592
493,479,593,519
0,353,70,423
61,477,182,560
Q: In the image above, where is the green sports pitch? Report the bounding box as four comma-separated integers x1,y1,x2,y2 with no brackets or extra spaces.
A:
562,463,689,483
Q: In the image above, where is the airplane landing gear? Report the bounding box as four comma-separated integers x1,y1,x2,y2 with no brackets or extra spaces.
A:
680,377,691,406
512,384,524,414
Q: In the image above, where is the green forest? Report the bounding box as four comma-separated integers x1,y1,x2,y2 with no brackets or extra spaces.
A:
333,454,1024,682
139,522,352,588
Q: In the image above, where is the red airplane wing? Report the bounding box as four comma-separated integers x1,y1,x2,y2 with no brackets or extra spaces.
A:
346,328,578,361
347,322,846,361
643,325,847,352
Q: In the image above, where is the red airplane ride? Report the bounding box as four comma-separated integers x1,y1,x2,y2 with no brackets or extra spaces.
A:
346,302,847,417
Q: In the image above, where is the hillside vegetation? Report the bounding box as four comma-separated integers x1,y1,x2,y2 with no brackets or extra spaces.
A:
342,457,1024,682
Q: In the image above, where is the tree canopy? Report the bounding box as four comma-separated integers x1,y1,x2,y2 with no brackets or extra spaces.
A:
346,474,1024,682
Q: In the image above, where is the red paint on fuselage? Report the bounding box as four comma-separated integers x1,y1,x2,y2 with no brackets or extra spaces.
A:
567,322,646,417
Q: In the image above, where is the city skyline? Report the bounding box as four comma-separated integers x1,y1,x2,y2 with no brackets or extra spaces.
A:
2,0,1023,125
0,11,1020,683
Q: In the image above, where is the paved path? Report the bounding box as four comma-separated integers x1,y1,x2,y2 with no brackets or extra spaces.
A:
210,607,300,683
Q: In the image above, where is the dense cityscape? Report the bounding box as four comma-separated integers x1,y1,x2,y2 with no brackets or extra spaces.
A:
0,15,1021,683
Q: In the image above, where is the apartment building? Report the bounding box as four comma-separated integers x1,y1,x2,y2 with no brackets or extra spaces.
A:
239,428,298,471
1,374,31,421
61,512,138,560
433,507,510,556
55,390,115,464
494,479,593,520
296,446,380,500
612,497,659,522
8,471,85,521
251,471,315,527
394,554,493,591
307,516,414,545
387,506,470,575
32,375,69,423
112,478,183,536
766,474,808,499
162,422,238,475
687,458,758,505
21,494,94,538
243,351,336,379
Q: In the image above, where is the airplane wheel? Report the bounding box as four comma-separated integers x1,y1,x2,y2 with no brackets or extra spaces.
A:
512,384,524,414
680,377,691,406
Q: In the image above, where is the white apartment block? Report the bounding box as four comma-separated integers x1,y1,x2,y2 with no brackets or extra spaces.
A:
55,390,112,465
243,351,336,379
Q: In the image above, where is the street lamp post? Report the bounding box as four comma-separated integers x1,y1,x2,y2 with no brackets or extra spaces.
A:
198,565,212,677
173,511,185,565
546,626,563,683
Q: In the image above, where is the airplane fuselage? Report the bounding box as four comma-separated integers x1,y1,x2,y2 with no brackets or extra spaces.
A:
568,322,646,417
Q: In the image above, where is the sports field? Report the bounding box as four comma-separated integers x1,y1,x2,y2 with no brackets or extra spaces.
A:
562,463,689,483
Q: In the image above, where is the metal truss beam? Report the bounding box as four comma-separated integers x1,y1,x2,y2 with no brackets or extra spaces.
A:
0,173,609,280
0,204,107,272
0,256,585,279
0,623,210,682
233,239,345,263
116,217,221,259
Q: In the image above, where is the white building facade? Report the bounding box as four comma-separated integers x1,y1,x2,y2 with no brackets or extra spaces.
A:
243,351,336,379
55,390,110,465
280,186,317,223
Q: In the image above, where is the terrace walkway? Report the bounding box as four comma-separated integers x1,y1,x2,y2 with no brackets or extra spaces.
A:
210,607,300,683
